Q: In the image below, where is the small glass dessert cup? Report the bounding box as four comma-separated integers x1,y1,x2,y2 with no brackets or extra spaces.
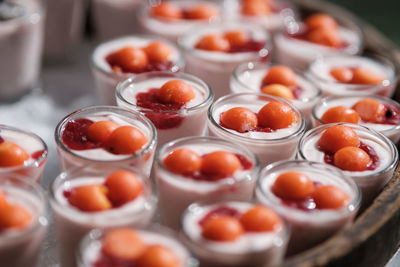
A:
181,200,289,267
274,13,363,70
155,136,259,230
90,35,184,105
256,160,360,255
55,106,157,177
297,123,399,206
91,0,142,41
208,93,305,167
138,0,222,43
44,0,85,59
307,55,397,97
0,125,48,182
179,23,271,99
224,0,297,33
0,175,48,267
50,164,156,267
0,0,44,100
311,95,400,144
231,62,321,125
116,71,213,147
77,226,198,267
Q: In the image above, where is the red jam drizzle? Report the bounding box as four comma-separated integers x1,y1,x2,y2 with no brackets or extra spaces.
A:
61,118,101,150
377,104,400,125
0,136,3,143
278,182,322,211
106,54,175,74
136,88,185,129
228,40,267,54
322,141,380,171
198,206,241,226
94,254,134,267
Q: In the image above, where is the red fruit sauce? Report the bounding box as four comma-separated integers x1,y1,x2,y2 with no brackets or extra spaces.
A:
94,254,134,267
106,53,175,74
61,118,101,150
136,88,185,129
228,40,267,53
198,206,241,226
322,141,379,171
376,104,400,125
0,136,3,143
278,182,322,211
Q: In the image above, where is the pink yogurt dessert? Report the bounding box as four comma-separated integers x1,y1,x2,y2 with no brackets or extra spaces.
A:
55,106,157,177
0,175,48,267
231,62,321,124
0,0,44,100
180,23,271,99
139,0,221,43
77,226,197,267
256,160,360,255
116,71,213,147
181,201,289,266
307,55,397,97
44,0,86,59
0,125,47,182
208,93,305,167
155,136,259,230
298,123,399,206
50,165,156,267
312,95,400,144
274,13,362,70
91,0,142,41
91,35,184,105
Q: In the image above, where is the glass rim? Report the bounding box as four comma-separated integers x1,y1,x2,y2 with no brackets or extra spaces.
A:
54,105,157,163
208,92,306,143
116,71,214,114
3,0,45,25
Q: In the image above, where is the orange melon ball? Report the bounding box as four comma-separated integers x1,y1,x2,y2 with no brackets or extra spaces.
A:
201,151,241,176
144,41,173,62
104,170,143,206
150,2,183,20
202,216,244,241
220,107,258,133
239,205,282,232
0,203,32,229
157,80,195,104
272,171,315,201
241,0,271,16
307,27,341,48
261,84,295,99
87,121,118,143
163,148,202,175
257,102,296,130
136,245,180,267
330,67,353,83
195,34,230,52
318,125,359,153
351,68,384,85
320,106,360,124
186,4,219,20
352,98,386,122
110,47,148,72
0,189,7,207
333,146,370,171
223,30,249,47
312,185,350,209
305,13,338,31
68,185,111,212
106,126,148,155
262,65,297,87
0,142,29,167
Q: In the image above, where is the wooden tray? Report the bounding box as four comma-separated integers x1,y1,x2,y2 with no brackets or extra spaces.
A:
284,0,400,266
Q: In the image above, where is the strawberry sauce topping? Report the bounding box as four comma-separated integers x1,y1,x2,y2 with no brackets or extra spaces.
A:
199,206,241,226
61,118,100,150
94,254,134,267
378,104,400,125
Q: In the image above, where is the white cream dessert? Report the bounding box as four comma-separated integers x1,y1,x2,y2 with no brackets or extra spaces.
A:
116,72,213,147
180,23,271,99
208,93,305,167
231,62,321,123
256,160,360,255
51,166,156,267
55,106,157,176
91,36,184,105
182,201,288,266
307,55,396,97
0,177,48,267
139,0,221,43
0,0,44,99
91,0,142,41
298,123,398,206
0,125,47,182
312,95,400,143
155,136,259,230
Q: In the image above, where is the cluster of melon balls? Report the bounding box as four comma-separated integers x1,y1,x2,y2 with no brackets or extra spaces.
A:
330,67,384,85
321,98,389,124
260,65,299,99
302,14,343,48
150,2,219,21
195,30,253,52
107,41,173,73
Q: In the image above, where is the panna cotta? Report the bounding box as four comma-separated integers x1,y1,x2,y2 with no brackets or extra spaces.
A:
298,123,398,206
307,55,397,97
0,175,48,267
312,95,400,143
180,23,271,99
55,106,157,176
91,35,184,105
139,0,221,43
0,125,47,182
181,201,289,266
116,71,213,147
231,62,321,124
208,93,305,167
50,165,156,267
155,136,259,230
77,227,197,267
0,0,44,100
256,160,360,255
274,13,362,70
